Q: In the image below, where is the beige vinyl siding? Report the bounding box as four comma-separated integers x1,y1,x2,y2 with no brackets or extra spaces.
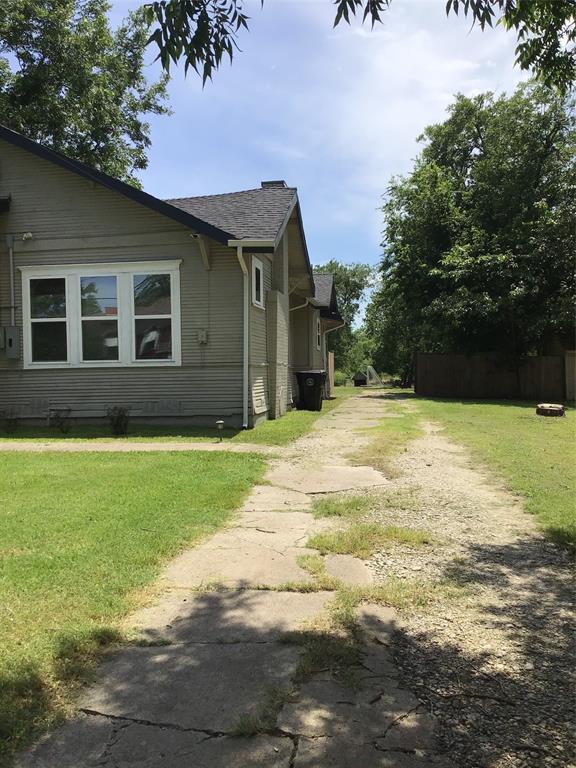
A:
0,139,245,423
249,253,271,416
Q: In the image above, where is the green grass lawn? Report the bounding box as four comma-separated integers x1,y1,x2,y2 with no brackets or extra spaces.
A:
0,388,358,447
0,451,265,761
416,398,576,548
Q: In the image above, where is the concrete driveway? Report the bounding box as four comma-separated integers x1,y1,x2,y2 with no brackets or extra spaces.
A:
17,394,449,768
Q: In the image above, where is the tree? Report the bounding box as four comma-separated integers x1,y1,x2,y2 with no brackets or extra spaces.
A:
144,0,576,91
365,83,576,381
315,260,373,374
0,0,170,185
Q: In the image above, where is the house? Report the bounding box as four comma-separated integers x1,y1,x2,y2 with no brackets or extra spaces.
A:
305,273,344,396
0,125,343,427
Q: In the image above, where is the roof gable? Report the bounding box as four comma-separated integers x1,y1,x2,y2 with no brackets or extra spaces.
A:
0,124,234,243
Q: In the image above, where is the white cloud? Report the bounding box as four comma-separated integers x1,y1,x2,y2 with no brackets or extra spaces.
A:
110,0,529,259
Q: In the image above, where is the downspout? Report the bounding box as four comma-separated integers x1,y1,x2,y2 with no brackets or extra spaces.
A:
236,245,249,428
289,298,309,313
5,235,15,325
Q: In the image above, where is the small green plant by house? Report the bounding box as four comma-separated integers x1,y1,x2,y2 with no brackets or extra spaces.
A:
107,406,130,437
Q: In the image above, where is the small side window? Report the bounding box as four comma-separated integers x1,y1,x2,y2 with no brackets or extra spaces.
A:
316,317,322,351
252,257,264,309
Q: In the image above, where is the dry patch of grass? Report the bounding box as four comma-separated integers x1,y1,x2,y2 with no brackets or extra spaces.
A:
352,402,423,476
339,578,463,613
308,521,433,559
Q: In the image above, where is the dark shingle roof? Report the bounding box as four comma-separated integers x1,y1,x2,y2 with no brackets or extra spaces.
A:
313,272,343,322
313,274,334,307
166,185,297,242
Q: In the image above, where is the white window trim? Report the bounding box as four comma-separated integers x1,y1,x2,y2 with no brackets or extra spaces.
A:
20,260,182,369
316,316,322,351
251,256,265,309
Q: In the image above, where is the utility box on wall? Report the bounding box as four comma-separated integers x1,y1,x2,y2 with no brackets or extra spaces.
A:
1,327,21,359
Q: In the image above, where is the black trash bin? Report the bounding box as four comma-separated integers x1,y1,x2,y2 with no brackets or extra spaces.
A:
295,370,327,411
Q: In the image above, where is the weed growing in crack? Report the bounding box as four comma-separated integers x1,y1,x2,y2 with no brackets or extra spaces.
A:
295,555,342,590
231,686,295,737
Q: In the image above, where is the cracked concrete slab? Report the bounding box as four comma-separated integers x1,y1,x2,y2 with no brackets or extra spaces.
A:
131,589,334,643
161,544,317,588
16,718,294,768
201,512,338,550
294,738,450,767
276,679,421,740
324,554,374,585
376,710,436,751
15,715,115,768
240,484,312,512
266,464,389,494
357,604,397,646
80,643,301,731
110,724,293,767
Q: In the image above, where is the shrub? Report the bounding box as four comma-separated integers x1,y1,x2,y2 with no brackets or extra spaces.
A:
51,411,71,435
334,370,347,387
106,407,129,437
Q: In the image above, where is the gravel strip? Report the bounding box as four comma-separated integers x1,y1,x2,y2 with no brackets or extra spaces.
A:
363,415,575,768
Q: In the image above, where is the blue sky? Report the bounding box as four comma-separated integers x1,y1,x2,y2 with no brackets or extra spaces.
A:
111,0,527,269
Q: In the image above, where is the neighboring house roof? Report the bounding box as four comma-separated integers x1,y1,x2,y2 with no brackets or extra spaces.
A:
312,273,343,322
167,183,297,243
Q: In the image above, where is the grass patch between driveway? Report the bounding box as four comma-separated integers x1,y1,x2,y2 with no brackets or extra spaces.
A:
308,522,433,559
0,450,265,762
352,401,423,476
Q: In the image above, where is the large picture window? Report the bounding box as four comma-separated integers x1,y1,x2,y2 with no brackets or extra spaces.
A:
21,261,181,368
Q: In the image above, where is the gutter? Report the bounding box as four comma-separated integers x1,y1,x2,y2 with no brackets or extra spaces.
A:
324,319,345,337
235,245,249,429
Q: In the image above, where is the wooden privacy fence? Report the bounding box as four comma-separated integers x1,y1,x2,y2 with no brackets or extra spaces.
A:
415,352,567,401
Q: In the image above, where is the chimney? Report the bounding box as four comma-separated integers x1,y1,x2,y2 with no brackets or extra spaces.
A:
261,180,287,188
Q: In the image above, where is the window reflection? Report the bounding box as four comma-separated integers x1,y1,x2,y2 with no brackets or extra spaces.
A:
82,320,119,361
32,323,67,361
81,276,118,316
135,318,172,359
133,274,171,315
31,278,66,318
